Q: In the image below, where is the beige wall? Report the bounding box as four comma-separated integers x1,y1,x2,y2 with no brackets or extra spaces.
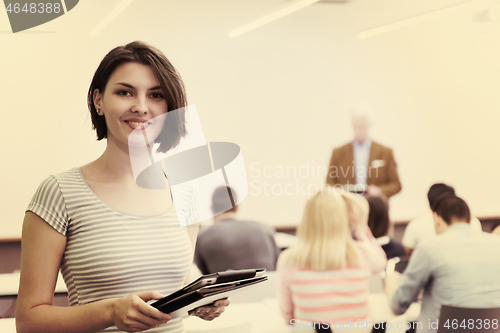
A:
2,0,500,238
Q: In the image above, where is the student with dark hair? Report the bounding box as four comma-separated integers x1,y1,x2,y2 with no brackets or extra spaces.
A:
194,186,280,274
366,195,405,259
15,41,229,333
388,196,500,333
427,183,455,209
402,183,482,256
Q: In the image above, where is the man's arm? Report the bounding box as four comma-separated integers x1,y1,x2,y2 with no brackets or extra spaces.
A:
389,244,433,315
377,148,401,198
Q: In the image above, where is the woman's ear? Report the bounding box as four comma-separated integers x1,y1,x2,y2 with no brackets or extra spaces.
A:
93,89,103,114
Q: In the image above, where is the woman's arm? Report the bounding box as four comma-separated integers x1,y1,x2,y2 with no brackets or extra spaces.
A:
15,212,171,333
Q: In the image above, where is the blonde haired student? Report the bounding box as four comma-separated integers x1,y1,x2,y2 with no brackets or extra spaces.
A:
277,191,387,332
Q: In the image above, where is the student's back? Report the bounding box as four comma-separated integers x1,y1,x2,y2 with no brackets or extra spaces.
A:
277,246,374,324
194,218,279,274
277,191,386,331
391,196,500,333
415,225,500,322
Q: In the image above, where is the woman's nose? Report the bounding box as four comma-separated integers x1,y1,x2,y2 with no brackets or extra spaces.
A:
132,96,148,114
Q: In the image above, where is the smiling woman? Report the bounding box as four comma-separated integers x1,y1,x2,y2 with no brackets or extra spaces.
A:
93,62,169,150
87,41,187,154
15,41,230,333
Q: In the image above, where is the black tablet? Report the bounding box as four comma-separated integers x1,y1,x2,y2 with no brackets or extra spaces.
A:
151,268,268,318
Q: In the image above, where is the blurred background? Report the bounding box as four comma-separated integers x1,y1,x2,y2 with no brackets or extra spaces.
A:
2,0,500,238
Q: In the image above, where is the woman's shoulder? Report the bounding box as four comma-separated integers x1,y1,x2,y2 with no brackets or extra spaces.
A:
51,167,82,180
276,248,293,269
32,167,78,192
29,167,84,210
276,249,300,283
37,167,81,185
27,168,81,236
277,248,303,273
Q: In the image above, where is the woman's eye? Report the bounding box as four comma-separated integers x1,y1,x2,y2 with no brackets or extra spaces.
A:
117,90,131,96
151,93,164,99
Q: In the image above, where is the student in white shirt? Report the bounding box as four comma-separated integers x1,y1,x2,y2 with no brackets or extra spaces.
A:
402,183,482,256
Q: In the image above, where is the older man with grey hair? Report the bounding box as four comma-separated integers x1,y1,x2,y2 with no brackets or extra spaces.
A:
326,103,402,198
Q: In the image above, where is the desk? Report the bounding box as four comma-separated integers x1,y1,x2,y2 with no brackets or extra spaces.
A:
183,295,421,333
0,295,420,332
368,293,421,322
184,300,289,333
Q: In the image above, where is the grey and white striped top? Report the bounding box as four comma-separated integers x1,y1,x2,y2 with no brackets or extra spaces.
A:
26,167,199,333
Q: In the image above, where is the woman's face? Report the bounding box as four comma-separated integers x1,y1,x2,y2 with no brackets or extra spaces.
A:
93,62,168,147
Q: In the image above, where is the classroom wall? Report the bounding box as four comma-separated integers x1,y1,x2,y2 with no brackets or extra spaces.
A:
2,0,500,238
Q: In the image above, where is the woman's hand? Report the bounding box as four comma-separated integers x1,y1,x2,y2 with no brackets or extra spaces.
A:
112,291,172,332
188,298,230,321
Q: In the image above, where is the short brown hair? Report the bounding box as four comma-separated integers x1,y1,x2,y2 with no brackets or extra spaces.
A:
87,41,187,153
433,196,471,225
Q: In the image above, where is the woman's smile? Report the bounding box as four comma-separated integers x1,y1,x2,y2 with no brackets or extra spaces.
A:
124,118,153,130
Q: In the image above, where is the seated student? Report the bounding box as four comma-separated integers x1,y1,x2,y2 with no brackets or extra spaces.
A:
277,191,386,333
402,183,482,256
367,195,405,260
194,186,280,274
491,221,500,236
388,196,500,333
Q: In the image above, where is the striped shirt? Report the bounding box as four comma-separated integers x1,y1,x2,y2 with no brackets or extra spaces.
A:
277,254,370,323
277,229,387,324
26,167,199,333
